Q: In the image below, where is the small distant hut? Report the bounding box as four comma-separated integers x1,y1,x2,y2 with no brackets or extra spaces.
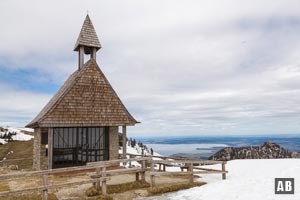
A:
26,15,138,170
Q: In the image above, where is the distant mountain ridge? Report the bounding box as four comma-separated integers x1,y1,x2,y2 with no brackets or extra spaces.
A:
209,141,300,160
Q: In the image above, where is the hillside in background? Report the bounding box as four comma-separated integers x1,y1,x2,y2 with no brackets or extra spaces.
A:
0,127,34,169
209,141,300,161
0,127,33,145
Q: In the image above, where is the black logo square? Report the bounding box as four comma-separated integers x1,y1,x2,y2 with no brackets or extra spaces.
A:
275,178,294,194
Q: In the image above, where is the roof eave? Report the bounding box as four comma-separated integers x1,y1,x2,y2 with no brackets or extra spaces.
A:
25,122,39,129
73,44,101,52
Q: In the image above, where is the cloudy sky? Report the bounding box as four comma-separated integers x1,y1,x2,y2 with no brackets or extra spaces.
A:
1,0,300,136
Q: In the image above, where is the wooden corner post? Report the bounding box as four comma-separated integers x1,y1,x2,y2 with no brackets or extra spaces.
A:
141,160,146,182
95,167,101,191
42,174,48,200
222,161,226,180
122,126,127,159
150,161,155,187
188,163,194,183
48,128,53,169
101,167,107,195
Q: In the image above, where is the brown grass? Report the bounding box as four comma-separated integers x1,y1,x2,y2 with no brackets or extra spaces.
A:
79,195,113,200
86,180,150,196
0,180,9,192
147,182,206,195
0,193,58,200
0,140,33,170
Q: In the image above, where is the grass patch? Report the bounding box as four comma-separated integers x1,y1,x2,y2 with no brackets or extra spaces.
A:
86,180,150,196
0,180,9,192
0,140,33,170
147,182,206,195
0,193,57,200
81,194,113,200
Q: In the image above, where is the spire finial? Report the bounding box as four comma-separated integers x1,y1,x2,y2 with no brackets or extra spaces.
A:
74,15,101,69
74,15,101,53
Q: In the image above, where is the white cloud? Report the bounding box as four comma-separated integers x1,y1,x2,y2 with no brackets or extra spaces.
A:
0,84,52,127
1,0,300,135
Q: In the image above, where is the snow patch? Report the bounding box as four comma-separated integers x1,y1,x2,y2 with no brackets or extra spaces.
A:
0,126,33,144
0,138,7,145
118,141,163,167
139,159,300,200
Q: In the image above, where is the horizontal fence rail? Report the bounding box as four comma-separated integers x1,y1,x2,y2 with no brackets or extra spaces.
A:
0,155,227,199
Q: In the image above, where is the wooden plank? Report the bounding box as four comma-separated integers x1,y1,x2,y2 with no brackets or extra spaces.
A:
42,174,48,200
150,162,155,187
95,167,101,191
141,160,146,182
108,168,145,174
222,162,226,180
193,171,227,174
0,177,110,197
188,163,193,183
194,167,228,173
149,171,193,176
87,157,151,166
126,153,225,164
101,167,107,195
149,170,226,176
151,160,223,165
0,158,150,180
0,165,100,180
122,126,127,159
48,128,53,169
89,168,147,178
135,172,139,181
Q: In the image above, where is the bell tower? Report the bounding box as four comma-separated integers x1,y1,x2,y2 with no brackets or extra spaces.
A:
74,15,101,69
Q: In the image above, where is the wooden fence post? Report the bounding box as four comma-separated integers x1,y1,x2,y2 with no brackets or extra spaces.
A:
141,160,146,182
135,172,140,181
222,162,226,180
95,167,101,190
101,167,107,195
150,161,155,187
42,174,48,200
188,163,193,183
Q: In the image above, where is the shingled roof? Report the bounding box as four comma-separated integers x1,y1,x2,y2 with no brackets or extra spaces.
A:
74,15,101,53
26,59,138,128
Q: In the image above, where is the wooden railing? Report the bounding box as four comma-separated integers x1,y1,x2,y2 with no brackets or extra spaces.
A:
0,157,150,200
126,153,227,186
148,159,227,187
0,156,227,199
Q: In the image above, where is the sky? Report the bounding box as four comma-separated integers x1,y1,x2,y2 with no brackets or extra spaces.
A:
1,0,300,136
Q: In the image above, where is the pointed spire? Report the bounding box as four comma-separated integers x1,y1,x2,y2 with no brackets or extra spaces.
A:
74,15,101,54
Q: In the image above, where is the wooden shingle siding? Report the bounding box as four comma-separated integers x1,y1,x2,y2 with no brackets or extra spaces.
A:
26,59,137,128
74,15,101,53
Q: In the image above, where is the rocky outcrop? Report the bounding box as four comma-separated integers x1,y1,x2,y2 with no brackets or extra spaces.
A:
209,142,299,161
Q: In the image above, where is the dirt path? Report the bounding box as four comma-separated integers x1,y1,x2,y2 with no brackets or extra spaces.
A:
1,168,199,200
54,172,192,200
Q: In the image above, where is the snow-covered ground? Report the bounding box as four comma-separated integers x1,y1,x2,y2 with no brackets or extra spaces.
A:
139,159,300,200
0,127,33,144
119,142,163,167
